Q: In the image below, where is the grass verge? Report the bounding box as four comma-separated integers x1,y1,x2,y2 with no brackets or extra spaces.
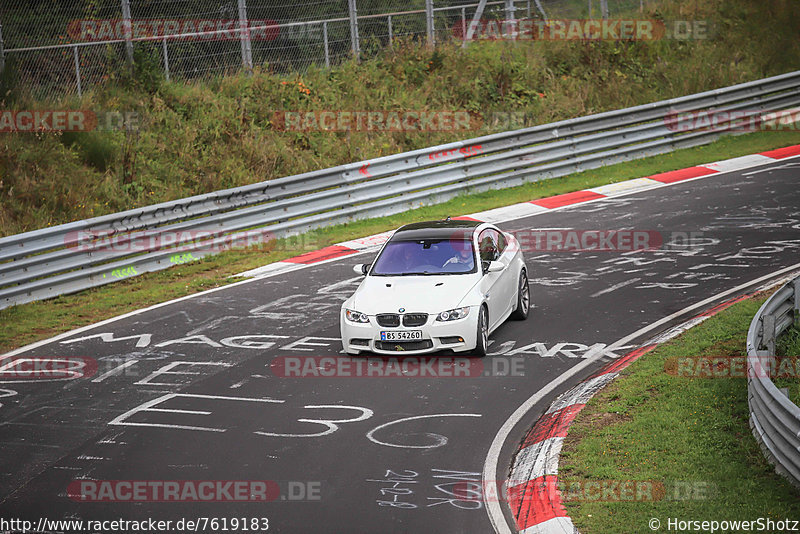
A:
778,325,800,359
3,0,800,236
2,130,800,355
776,323,800,405
560,292,800,534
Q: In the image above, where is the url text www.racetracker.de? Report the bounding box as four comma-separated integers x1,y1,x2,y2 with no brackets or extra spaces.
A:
0,516,270,533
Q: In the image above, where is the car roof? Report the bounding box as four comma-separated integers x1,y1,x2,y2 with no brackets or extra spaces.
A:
390,219,485,241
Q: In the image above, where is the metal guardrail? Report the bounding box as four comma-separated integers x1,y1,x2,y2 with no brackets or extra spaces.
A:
2,70,800,309
747,275,800,490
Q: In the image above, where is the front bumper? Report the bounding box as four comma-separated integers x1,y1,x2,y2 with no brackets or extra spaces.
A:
340,309,479,355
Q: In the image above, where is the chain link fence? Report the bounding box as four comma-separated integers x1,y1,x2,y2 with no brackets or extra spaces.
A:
0,0,647,101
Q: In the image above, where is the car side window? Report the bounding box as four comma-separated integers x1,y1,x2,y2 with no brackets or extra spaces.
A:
478,230,499,262
496,231,507,254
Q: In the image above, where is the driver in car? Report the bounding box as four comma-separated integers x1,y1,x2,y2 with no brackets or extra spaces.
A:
442,241,474,268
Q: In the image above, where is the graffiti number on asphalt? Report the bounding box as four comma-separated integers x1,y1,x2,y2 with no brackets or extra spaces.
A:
368,468,484,510
110,394,480,449
366,413,483,449
254,405,374,438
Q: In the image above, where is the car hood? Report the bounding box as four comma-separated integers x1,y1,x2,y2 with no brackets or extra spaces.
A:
351,274,480,315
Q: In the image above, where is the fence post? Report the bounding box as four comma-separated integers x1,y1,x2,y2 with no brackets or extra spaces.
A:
323,21,330,68
347,0,360,58
387,15,393,48
793,279,800,326
162,37,170,81
533,0,547,21
505,0,516,23
237,0,253,71
425,0,434,47
0,14,5,76
120,0,134,66
464,0,488,46
461,8,466,44
505,0,517,40
73,46,82,98
600,0,609,19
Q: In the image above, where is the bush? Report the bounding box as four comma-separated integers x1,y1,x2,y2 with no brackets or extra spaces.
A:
61,131,119,172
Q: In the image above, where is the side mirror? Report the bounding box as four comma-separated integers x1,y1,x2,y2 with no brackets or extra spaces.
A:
483,260,505,274
353,264,369,275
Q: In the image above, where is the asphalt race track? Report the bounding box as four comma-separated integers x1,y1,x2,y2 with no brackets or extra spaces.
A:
2,158,800,533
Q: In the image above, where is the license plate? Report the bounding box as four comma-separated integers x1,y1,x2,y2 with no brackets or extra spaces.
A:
380,330,422,341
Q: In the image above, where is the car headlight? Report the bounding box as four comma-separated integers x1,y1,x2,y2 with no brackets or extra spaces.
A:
436,307,470,322
345,309,370,323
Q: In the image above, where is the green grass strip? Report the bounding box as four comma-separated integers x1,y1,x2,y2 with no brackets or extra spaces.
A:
560,292,800,533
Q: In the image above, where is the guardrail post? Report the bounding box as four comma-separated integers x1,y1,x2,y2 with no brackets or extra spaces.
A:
237,0,253,71
425,0,435,47
162,37,170,82
793,278,800,325
73,45,82,98
120,0,134,66
348,0,360,58
763,313,776,355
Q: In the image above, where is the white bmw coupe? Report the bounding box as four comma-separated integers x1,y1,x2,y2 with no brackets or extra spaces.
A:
340,219,529,356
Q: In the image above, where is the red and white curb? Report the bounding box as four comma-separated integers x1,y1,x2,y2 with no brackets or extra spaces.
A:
503,276,793,534
505,344,657,534
234,144,800,278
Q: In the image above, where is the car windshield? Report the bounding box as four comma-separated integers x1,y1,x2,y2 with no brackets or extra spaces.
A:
370,238,476,275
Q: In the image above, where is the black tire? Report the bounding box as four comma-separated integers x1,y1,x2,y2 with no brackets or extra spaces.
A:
511,269,530,320
474,305,489,357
